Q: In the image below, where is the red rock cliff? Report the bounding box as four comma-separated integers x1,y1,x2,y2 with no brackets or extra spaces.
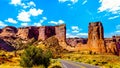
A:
87,22,106,53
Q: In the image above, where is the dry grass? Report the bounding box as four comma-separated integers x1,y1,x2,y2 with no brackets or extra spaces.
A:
61,53,120,68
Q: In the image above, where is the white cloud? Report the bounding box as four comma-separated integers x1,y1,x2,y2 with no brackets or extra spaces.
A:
21,1,36,9
71,0,78,4
10,0,36,9
71,26,79,30
58,20,64,24
17,10,30,22
66,32,88,38
98,0,120,14
42,17,47,20
71,26,82,33
58,0,78,4
33,17,47,26
48,20,65,25
59,0,68,3
21,23,28,26
17,8,43,22
0,21,7,27
48,21,58,25
5,18,17,24
66,33,77,38
33,23,42,26
28,1,36,7
82,0,87,5
29,8,43,16
76,33,88,36
115,30,120,33
10,0,21,5
108,15,119,20
39,17,47,23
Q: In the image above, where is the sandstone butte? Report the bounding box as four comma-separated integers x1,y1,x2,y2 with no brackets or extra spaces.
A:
0,22,120,55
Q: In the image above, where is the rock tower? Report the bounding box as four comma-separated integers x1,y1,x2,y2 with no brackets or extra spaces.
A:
87,22,106,53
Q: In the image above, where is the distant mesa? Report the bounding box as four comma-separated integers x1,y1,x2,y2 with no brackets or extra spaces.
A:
0,22,120,56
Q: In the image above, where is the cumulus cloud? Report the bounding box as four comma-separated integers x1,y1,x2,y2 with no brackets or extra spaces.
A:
82,0,87,5
17,8,43,22
108,15,119,20
98,0,120,14
17,10,30,22
5,18,17,24
21,1,36,9
29,8,43,16
0,21,7,27
10,0,21,5
48,20,64,25
21,23,28,26
10,0,36,9
71,26,82,33
58,0,78,4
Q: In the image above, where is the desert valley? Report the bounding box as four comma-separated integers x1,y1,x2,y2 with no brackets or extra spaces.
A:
0,22,120,68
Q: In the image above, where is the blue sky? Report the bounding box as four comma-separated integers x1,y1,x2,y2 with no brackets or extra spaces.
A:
0,0,120,38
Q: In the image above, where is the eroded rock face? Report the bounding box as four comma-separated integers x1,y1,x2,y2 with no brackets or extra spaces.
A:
106,42,117,54
0,26,17,37
38,26,56,40
66,38,87,47
55,24,66,42
87,22,106,53
0,38,15,51
17,27,30,40
0,24,66,51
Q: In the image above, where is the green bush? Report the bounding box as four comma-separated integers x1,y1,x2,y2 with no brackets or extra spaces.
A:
20,46,52,68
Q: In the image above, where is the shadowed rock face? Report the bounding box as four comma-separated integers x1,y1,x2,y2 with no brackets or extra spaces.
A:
0,29,2,33
0,38,15,51
38,24,66,42
87,22,106,53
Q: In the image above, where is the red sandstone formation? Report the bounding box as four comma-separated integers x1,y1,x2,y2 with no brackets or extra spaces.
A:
66,38,87,47
0,26,17,37
0,24,66,51
87,22,106,53
0,22,120,56
55,24,66,42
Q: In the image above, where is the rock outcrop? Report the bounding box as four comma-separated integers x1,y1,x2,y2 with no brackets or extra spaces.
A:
0,24,66,51
87,22,106,53
0,26,17,37
0,38,15,51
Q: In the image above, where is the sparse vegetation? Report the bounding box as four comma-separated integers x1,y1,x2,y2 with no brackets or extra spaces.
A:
43,36,68,58
20,46,52,68
61,52,120,68
48,59,62,68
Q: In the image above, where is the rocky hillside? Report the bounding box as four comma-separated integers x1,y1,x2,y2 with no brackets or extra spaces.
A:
0,24,66,51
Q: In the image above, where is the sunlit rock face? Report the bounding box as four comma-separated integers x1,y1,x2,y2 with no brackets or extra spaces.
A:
87,22,106,53
38,24,66,42
55,24,66,42
0,26,17,37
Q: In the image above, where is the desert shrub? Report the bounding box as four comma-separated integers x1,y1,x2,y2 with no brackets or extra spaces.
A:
20,46,52,68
